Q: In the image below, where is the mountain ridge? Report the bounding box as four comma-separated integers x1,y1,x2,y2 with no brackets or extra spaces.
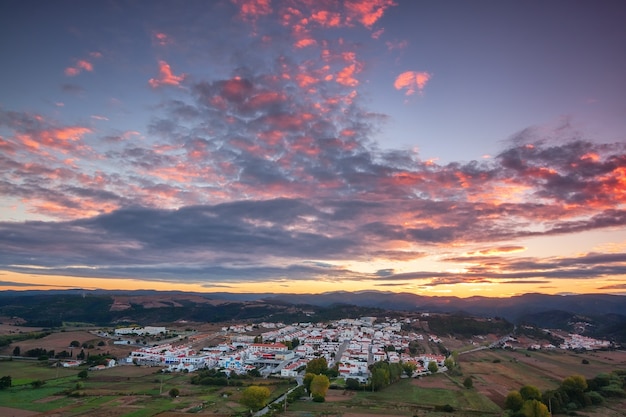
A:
1,289,625,321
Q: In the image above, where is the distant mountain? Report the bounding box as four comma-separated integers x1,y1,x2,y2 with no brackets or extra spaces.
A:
263,291,626,322
1,290,624,340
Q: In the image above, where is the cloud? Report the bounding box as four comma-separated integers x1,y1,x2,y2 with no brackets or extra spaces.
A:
232,0,272,22
152,31,172,46
2,1,625,290
394,71,432,95
0,280,58,287
148,60,186,88
344,0,397,28
64,52,101,77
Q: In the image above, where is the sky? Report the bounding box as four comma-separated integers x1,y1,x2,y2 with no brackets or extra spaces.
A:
1,0,625,298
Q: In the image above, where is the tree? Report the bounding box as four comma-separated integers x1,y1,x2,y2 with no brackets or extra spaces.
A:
306,357,328,375
345,378,361,390
303,373,315,393
521,399,550,417
240,385,270,411
0,375,11,389
77,370,89,379
310,374,330,401
427,361,438,374
561,374,588,407
562,374,588,394
402,362,416,377
371,367,389,391
504,390,524,411
389,362,403,383
520,385,542,401
463,376,473,389
12,346,20,356
444,356,455,369
168,387,179,398
70,340,80,348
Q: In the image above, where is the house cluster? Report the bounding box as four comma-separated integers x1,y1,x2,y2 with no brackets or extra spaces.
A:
124,316,446,382
559,334,612,350
114,326,167,336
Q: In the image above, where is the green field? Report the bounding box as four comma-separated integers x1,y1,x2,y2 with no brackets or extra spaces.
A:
0,360,254,416
286,377,501,417
1,350,625,416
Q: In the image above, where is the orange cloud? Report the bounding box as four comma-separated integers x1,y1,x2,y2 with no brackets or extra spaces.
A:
310,10,342,27
149,60,186,88
345,0,396,28
295,38,317,48
232,0,272,22
394,71,432,95
336,64,359,86
64,52,101,77
15,126,92,153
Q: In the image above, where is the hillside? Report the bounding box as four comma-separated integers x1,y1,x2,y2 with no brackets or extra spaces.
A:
0,289,624,342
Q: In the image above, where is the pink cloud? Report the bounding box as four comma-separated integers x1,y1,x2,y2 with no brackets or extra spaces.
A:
153,32,172,46
394,71,432,95
295,38,317,48
64,53,100,77
345,0,396,28
149,60,186,88
335,52,362,87
232,0,272,22
310,10,342,27
336,64,359,86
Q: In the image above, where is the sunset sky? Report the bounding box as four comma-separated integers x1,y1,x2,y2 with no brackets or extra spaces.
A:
1,0,625,298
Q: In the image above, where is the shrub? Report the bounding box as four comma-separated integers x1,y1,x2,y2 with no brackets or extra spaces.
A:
312,393,325,402
31,380,45,388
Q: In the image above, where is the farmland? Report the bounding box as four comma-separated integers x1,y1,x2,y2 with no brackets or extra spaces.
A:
1,347,625,416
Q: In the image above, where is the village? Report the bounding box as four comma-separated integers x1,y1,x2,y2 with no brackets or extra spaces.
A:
116,317,446,383
69,315,611,385
110,316,447,383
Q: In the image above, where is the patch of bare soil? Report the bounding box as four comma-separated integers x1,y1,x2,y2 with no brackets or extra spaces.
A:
0,406,40,417
325,389,356,402
34,395,65,403
411,375,457,390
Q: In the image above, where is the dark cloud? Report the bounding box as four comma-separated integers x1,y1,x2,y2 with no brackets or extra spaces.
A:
0,281,55,287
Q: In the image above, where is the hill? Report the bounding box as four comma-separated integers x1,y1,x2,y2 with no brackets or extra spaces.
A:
0,289,624,342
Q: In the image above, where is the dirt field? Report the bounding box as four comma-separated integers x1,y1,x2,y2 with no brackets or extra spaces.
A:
460,348,626,407
0,328,136,358
411,374,457,390
0,406,40,417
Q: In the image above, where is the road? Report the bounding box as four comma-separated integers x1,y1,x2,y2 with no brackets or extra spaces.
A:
253,376,303,416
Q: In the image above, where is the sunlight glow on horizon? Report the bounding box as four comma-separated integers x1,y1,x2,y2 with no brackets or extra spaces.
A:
1,270,623,299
